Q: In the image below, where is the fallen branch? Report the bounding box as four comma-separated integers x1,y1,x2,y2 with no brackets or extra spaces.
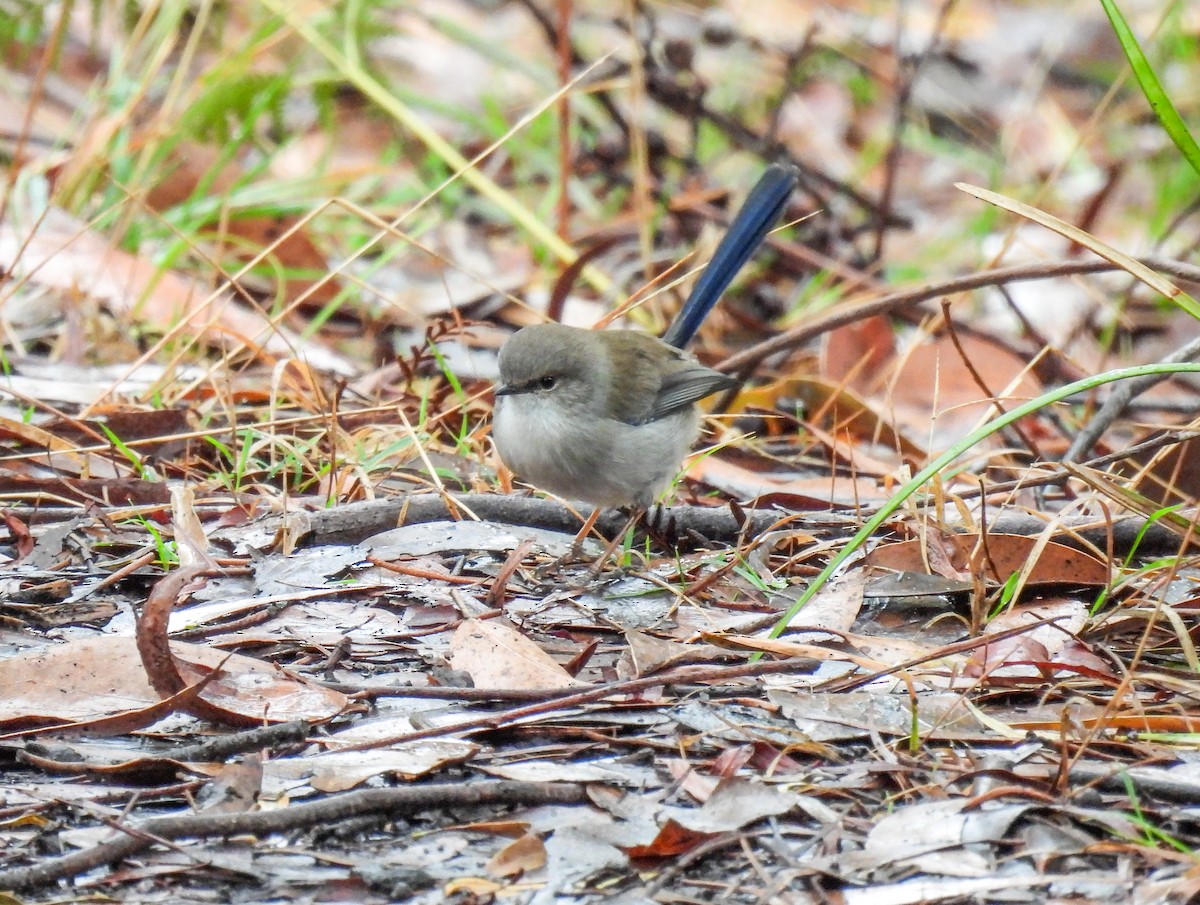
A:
0,780,587,892
232,492,1192,558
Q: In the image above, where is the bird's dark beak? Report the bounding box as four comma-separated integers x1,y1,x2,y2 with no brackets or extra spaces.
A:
494,383,516,397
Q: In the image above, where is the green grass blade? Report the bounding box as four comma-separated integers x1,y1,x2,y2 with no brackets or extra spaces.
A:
1100,0,1200,178
958,183,1200,322
767,361,1200,639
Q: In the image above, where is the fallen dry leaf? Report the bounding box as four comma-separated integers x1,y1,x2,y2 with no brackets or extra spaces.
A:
449,618,585,690
0,635,348,729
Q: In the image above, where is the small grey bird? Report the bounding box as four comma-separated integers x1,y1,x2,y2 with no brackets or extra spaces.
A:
493,324,737,509
493,164,797,516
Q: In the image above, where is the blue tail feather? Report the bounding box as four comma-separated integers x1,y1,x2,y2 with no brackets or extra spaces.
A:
660,163,798,350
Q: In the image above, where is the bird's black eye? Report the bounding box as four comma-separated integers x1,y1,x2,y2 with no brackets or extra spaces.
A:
538,375,558,390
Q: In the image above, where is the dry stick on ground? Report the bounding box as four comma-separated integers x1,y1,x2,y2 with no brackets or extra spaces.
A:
718,255,1200,377
0,781,588,892
235,490,1189,560
233,492,861,548
166,720,313,763
17,721,312,774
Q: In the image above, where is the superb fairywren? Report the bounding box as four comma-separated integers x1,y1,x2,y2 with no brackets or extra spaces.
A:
493,164,797,512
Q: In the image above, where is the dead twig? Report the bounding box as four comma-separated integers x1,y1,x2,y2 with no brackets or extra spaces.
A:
718,255,1200,377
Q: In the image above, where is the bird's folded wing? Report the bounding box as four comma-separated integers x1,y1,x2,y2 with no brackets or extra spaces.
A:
640,366,739,424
